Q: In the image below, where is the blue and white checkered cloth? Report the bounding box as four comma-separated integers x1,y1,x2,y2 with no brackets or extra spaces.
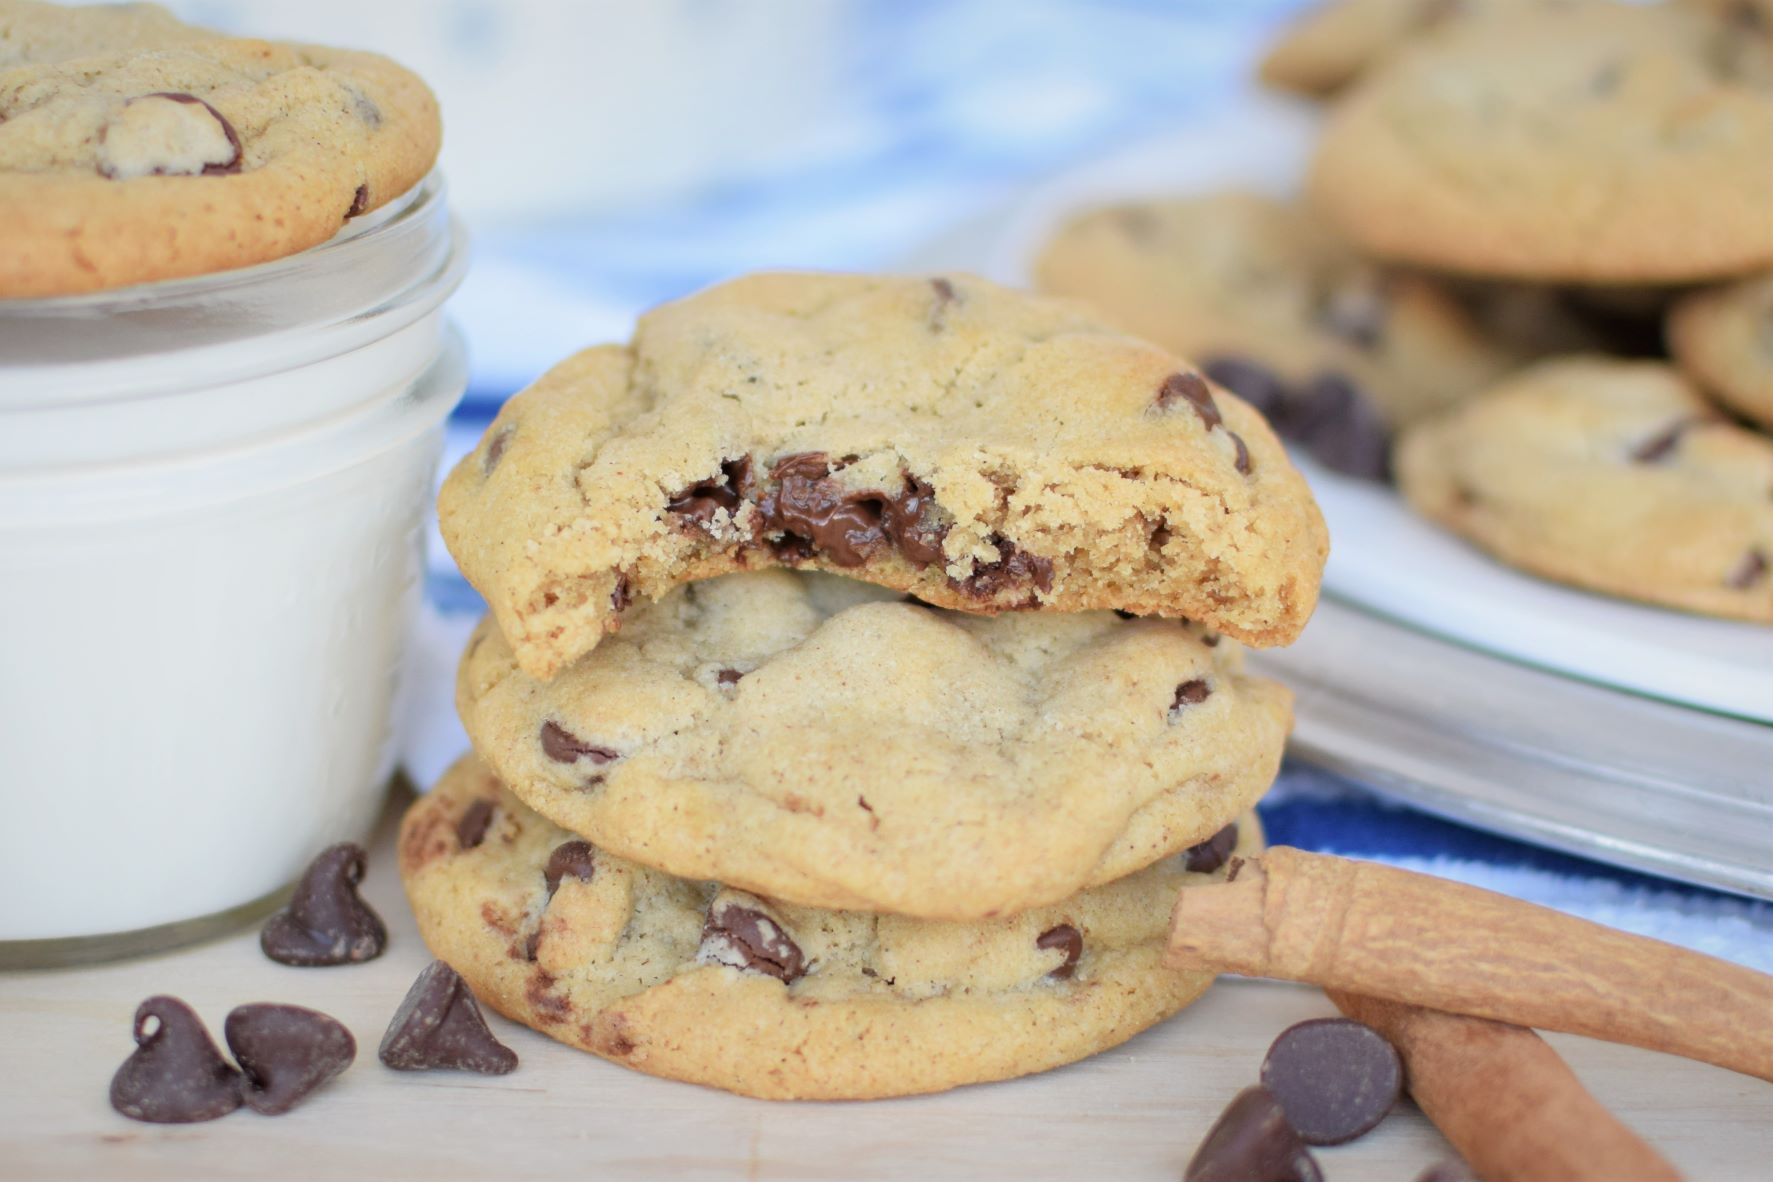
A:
406,0,1773,971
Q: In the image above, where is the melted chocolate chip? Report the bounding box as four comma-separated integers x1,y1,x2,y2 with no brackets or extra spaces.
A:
1728,548,1769,589
699,900,807,983
539,721,619,765
1260,1018,1403,1146
667,457,753,530
456,800,495,850
346,182,369,219
543,841,595,897
109,997,243,1124
1186,1086,1322,1182
716,667,745,686
955,536,1053,600
1035,924,1083,979
884,473,949,567
1203,356,1289,423
259,842,387,967
1170,679,1212,718
1631,419,1694,463
758,452,892,567
225,1004,356,1116
1183,824,1239,873
1158,372,1223,430
379,961,518,1074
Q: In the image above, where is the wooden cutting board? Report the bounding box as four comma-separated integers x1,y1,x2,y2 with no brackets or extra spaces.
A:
3,790,1768,1180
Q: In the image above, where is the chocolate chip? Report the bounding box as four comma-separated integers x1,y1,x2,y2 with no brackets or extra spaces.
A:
667,456,753,530
1203,356,1289,423
1183,824,1239,873
1289,372,1391,482
1317,278,1388,351
1414,1163,1476,1182
1260,1018,1403,1146
1170,679,1212,719
259,843,387,967
883,473,949,567
1727,548,1768,589
118,92,242,177
758,452,892,567
224,1004,356,1116
716,667,745,686
482,427,512,475
929,277,959,328
539,720,619,765
955,536,1053,600
1202,632,1221,647
379,961,518,1074
1158,372,1223,430
1185,1086,1322,1182
456,799,494,850
348,86,383,128
699,899,807,984
1230,432,1252,476
109,997,243,1124
346,182,369,220
1631,419,1694,463
931,277,957,304
1035,924,1083,979
1114,609,1138,620
543,840,595,897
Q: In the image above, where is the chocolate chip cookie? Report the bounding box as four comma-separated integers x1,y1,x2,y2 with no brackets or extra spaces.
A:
1396,357,1773,621
1033,190,1522,431
1309,3,1773,282
1668,274,1773,430
437,272,1329,681
399,756,1260,1100
1259,0,1561,98
457,570,1292,920
0,0,440,296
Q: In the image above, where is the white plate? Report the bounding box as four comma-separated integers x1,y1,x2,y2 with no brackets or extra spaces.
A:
977,95,1773,723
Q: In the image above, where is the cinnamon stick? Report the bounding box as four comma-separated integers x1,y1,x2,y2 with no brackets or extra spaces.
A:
1165,848,1773,1082
1328,991,1682,1182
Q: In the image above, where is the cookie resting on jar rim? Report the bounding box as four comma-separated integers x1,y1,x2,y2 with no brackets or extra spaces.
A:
0,173,467,962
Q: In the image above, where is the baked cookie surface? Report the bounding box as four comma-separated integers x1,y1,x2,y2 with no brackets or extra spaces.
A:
399,757,1256,1100
1668,274,1773,429
1397,357,1773,622
1033,190,1521,429
0,0,440,296
457,570,1292,920
1309,3,1773,282
438,272,1328,680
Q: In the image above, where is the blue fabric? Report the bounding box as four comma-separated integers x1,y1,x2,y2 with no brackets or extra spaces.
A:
417,0,1773,967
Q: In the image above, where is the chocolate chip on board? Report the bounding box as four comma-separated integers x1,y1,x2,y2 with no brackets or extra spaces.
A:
1183,824,1240,874
1185,1085,1322,1182
109,996,243,1124
379,961,518,1074
1260,1018,1403,1146
259,842,388,967
225,1004,356,1115
1035,924,1084,979
699,899,808,984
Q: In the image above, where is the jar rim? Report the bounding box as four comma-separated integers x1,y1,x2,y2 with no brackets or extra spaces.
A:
0,171,467,403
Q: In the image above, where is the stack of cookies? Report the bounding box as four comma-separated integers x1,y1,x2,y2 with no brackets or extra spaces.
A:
400,272,1329,1099
1039,0,1773,625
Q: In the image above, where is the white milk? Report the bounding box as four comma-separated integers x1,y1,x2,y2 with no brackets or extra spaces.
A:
0,176,467,955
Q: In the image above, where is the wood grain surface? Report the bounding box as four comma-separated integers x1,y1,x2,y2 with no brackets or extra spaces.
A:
2,791,1768,1181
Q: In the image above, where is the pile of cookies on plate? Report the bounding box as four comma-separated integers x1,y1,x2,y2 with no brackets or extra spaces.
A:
401,271,1330,1099
1038,0,1773,625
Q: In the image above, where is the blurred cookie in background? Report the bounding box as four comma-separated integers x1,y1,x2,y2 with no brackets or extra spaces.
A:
1668,274,1773,430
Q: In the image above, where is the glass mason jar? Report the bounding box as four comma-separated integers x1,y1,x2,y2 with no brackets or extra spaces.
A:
0,174,467,965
